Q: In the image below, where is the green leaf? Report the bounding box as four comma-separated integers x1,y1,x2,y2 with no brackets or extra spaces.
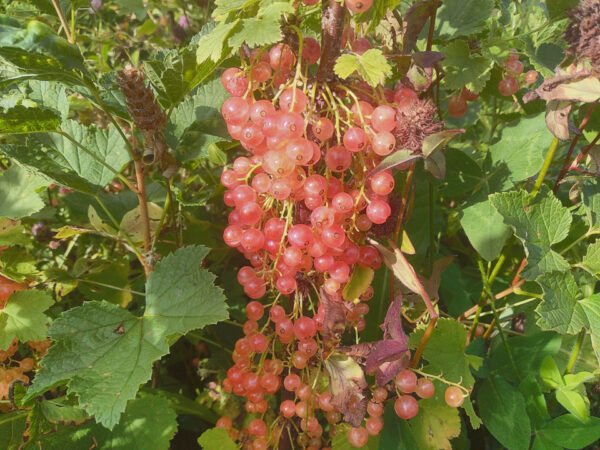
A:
581,240,600,275
0,246,38,282
462,397,483,429
166,76,230,161
0,218,28,246
536,414,600,449
355,0,402,32
26,245,228,429
0,290,53,350
335,49,393,87
490,188,572,279
435,0,494,39
198,428,240,450
379,403,419,449
459,161,512,261
195,20,239,64
0,164,47,219
409,380,461,450
489,332,562,383
145,45,225,109
42,120,131,188
335,53,361,79
489,114,555,183
579,294,600,365
536,272,587,334
0,411,27,450
442,149,483,196
0,18,88,84
228,3,293,51
0,105,59,133
26,80,69,120
539,356,563,388
555,388,590,422
39,395,177,449
519,375,551,429
461,198,512,261
441,40,492,93
478,376,531,450
213,0,256,18
145,245,228,334
408,318,479,388
0,140,95,194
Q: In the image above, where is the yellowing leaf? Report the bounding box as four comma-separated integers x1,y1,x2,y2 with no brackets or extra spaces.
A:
120,202,163,243
342,265,374,302
334,50,392,87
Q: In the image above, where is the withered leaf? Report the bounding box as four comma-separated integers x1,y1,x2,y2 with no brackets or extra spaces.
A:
324,354,368,427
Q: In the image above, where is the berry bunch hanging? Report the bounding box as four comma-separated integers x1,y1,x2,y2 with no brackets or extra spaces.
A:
215,3,464,446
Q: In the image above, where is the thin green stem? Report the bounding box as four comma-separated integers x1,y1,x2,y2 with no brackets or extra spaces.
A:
478,258,521,381
77,278,145,296
564,330,586,375
469,250,507,340
531,138,559,197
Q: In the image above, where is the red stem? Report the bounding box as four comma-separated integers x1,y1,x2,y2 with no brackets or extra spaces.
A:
553,102,598,193
570,131,600,169
316,0,346,83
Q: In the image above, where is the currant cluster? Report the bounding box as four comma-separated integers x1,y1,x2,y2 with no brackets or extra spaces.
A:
392,369,464,420
447,51,540,118
216,15,444,445
498,52,538,96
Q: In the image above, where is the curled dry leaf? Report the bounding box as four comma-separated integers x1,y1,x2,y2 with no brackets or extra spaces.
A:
324,354,368,427
523,63,600,104
545,100,572,141
320,288,346,351
364,298,411,385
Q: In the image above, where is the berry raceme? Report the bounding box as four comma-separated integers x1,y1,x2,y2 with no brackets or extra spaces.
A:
217,31,448,448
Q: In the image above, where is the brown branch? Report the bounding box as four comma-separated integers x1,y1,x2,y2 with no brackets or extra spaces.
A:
51,0,74,43
553,102,598,193
425,0,438,52
316,0,346,83
134,158,152,275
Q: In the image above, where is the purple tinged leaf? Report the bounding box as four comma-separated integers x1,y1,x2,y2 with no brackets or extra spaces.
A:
413,51,445,68
422,129,465,157
368,239,427,298
383,297,406,341
404,1,438,53
422,255,455,300
370,150,422,176
365,299,411,386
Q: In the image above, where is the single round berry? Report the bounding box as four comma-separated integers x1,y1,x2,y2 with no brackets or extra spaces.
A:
448,94,468,118
347,426,369,447
395,369,418,393
394,395,419,419
445,386,465,407
498,77,519,96
416,378,435,399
